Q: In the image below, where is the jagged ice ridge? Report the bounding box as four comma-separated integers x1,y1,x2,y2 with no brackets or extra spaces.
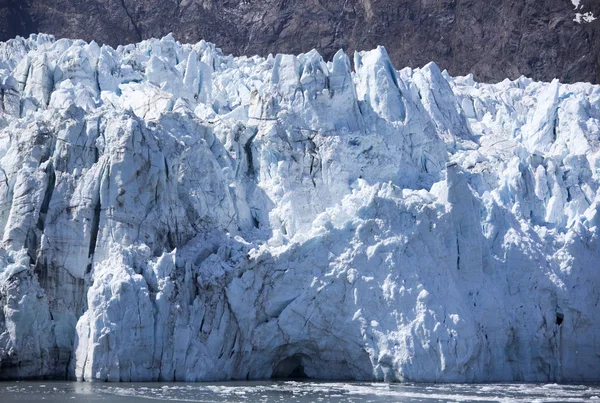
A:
0,33,599,382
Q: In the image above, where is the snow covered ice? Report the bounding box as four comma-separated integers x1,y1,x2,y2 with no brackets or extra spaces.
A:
0,33,599,383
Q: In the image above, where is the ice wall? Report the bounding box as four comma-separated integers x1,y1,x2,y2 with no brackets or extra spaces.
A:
0,34,599,382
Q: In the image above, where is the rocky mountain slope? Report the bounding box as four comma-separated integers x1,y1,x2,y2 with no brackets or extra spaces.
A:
0,0,599,83
0,34,599,382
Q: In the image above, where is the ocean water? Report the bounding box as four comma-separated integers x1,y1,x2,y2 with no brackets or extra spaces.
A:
0,381,599,402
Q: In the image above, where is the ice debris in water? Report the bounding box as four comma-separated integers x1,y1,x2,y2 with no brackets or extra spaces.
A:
0,33,599,383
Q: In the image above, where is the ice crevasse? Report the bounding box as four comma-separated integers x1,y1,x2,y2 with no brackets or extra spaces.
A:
0,33,598,382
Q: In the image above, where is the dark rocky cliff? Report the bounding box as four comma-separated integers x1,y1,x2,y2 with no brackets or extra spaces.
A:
0,0,599,83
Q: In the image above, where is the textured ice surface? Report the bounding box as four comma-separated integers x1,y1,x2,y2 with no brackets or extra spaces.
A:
0,34,599,382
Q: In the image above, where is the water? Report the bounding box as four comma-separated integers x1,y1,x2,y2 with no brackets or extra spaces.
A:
1,381,599,402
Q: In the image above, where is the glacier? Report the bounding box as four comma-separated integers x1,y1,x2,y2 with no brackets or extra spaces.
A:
0,33,599,383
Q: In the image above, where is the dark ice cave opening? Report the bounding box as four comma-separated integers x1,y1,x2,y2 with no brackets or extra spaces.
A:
556,311,564,326
271,355,309,379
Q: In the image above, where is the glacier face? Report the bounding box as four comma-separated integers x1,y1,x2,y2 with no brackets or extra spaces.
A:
0,33,599,382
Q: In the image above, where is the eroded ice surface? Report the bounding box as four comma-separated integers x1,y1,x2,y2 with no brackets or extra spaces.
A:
0,34,599,382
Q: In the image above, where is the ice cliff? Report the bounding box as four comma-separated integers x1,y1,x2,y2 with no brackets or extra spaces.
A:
0,34,599,383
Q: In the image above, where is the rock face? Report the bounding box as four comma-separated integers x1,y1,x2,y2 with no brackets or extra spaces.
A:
0,34,599,382
0,0,599,84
